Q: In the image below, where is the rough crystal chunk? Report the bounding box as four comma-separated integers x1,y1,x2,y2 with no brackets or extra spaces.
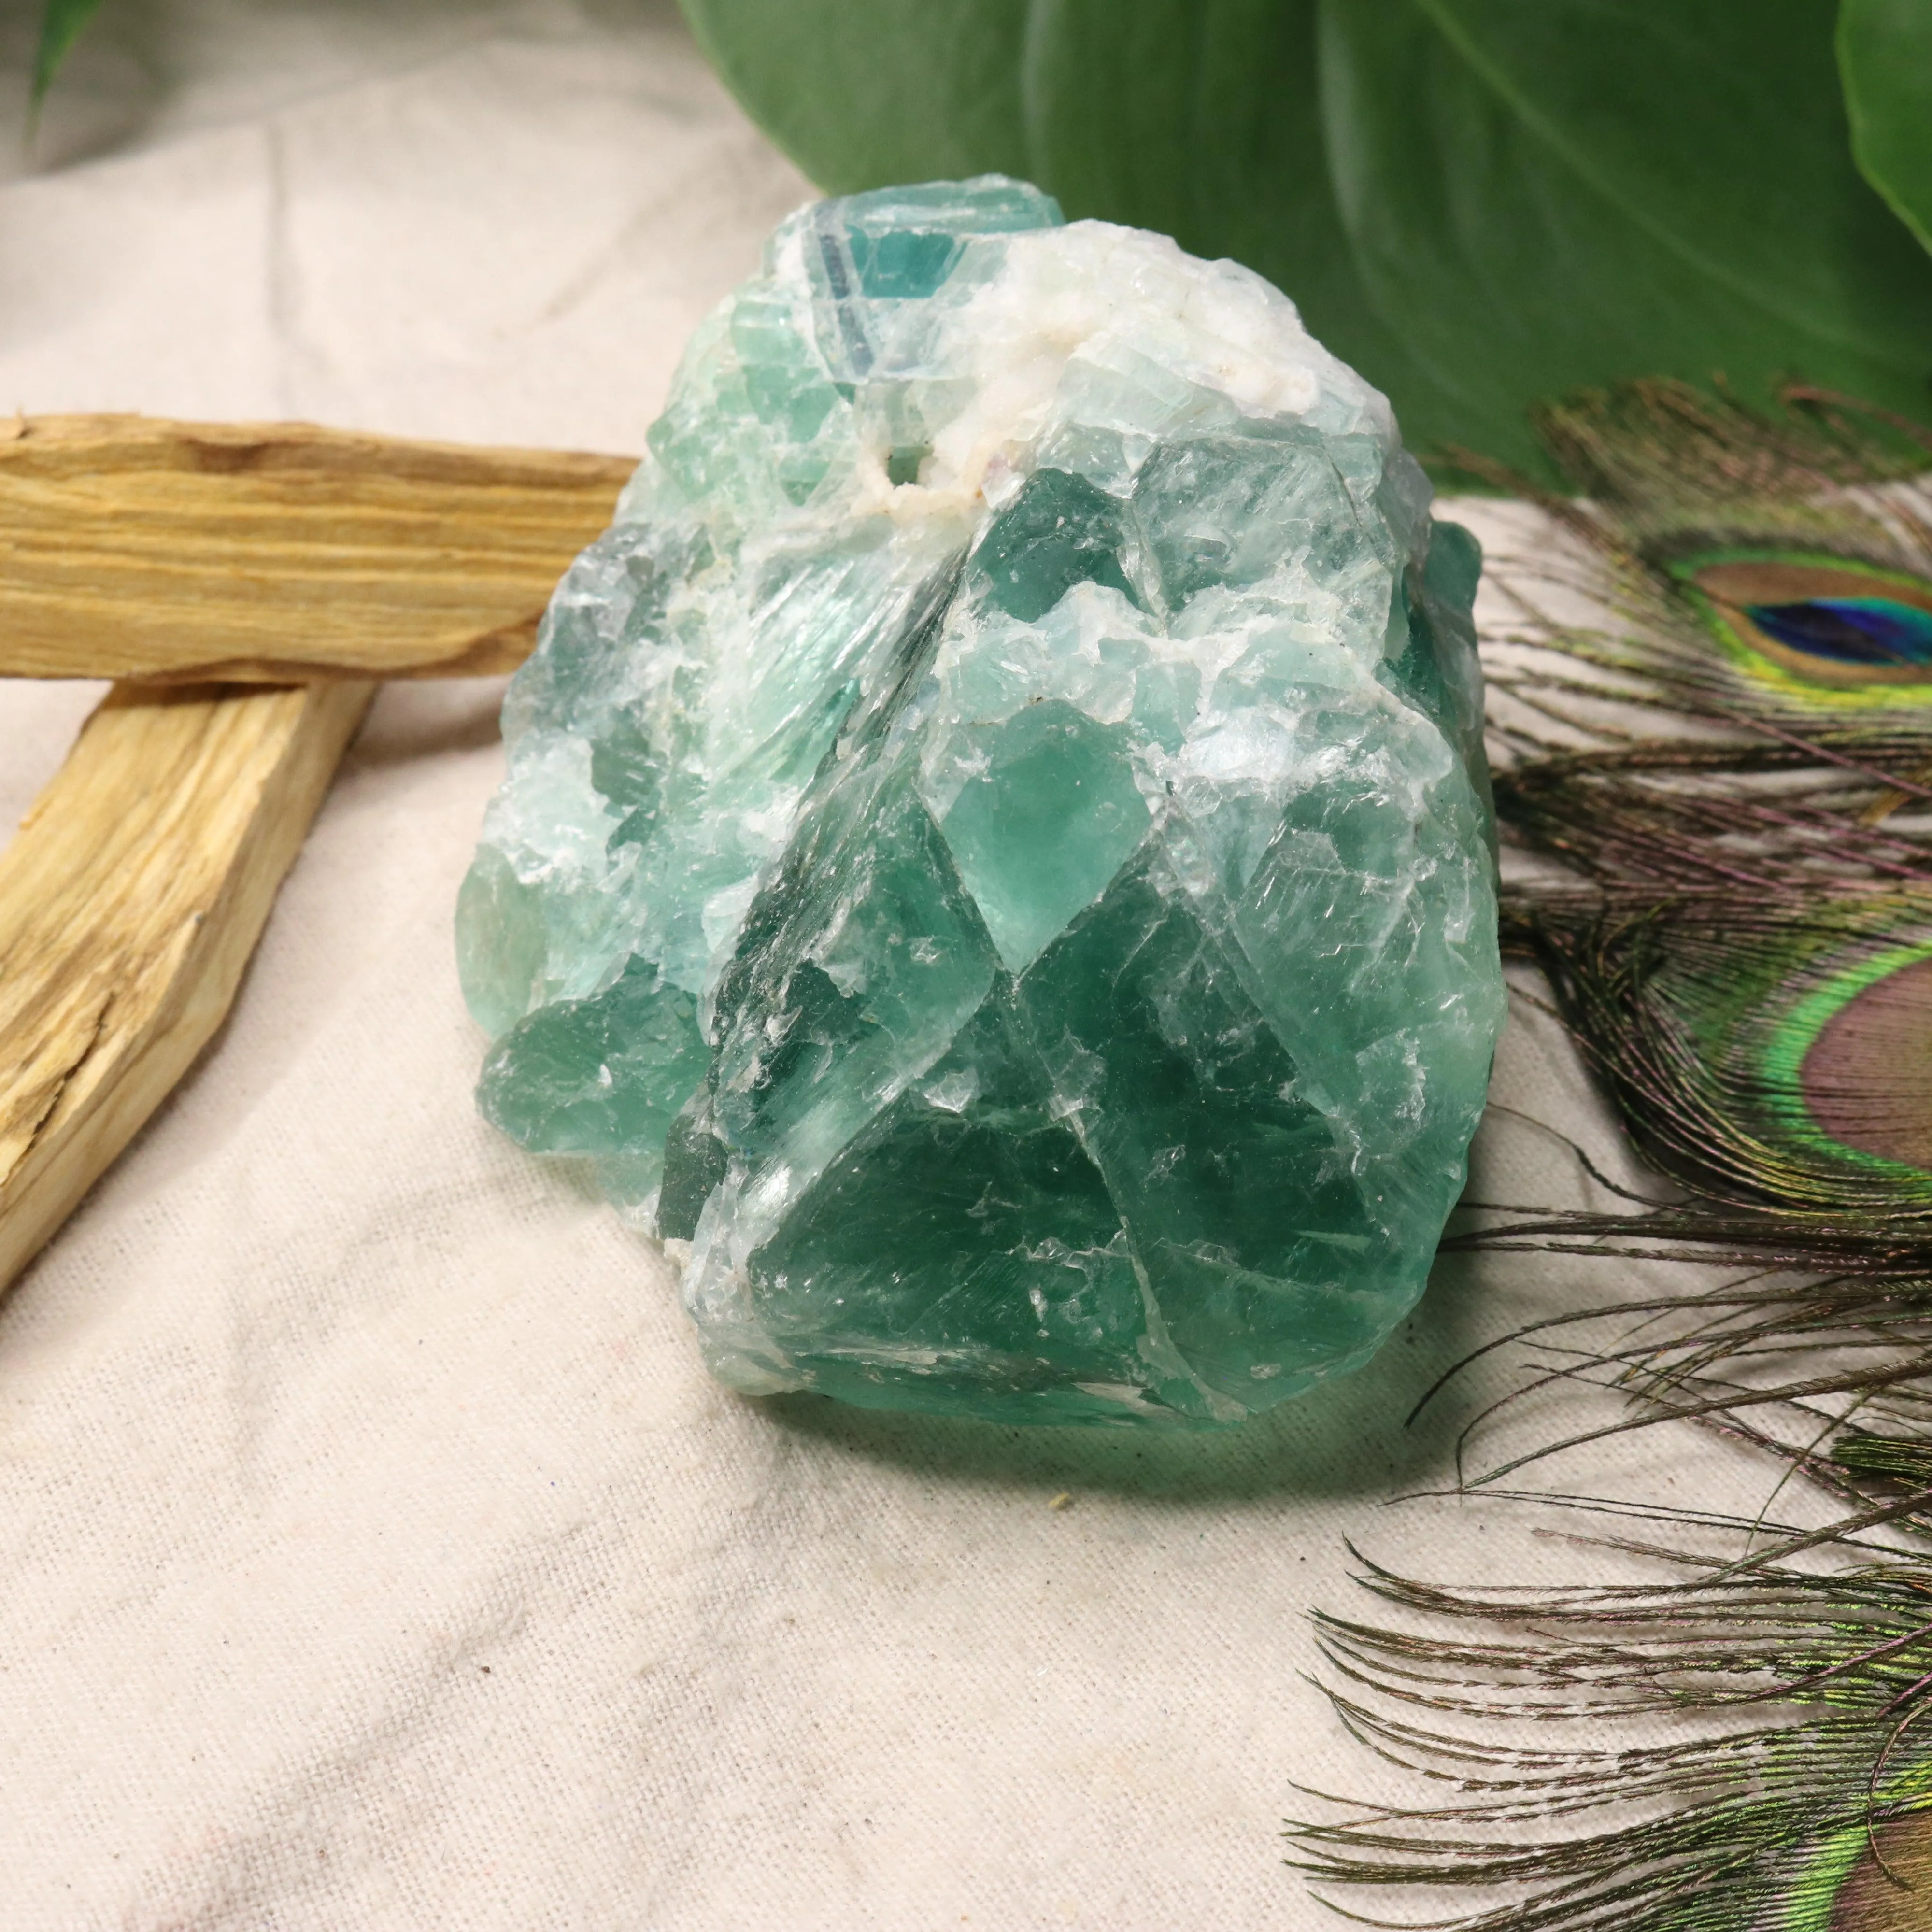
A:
456,177,1505,1427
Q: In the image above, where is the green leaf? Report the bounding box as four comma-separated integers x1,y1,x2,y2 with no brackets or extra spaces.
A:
678,0,1033,187
1321,0,1932,465
1839,0,1932,258
679,0,1932,471
33,0,106,106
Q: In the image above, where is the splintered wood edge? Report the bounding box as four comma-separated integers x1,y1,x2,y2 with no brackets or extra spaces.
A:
0,414,637,682
0,679,374,1291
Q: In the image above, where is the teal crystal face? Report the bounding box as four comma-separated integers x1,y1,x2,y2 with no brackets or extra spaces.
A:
456,178,1505,1427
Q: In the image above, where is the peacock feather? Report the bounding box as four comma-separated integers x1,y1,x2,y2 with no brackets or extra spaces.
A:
1290,1541,1932,1932
1298,383,1932,1931
1466,383,1932,1261
1463,380,1932,724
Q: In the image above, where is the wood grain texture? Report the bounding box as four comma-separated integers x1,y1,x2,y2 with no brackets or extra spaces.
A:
0,415,634,682
0,678,374,1291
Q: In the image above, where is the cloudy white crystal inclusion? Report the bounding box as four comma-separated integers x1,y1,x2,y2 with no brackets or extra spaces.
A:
458,178,1503,1427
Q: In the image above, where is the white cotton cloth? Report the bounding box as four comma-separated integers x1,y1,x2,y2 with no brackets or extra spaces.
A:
0,7,1794,1926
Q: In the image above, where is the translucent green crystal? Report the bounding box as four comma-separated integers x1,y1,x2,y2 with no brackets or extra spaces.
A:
456,177,1505,1427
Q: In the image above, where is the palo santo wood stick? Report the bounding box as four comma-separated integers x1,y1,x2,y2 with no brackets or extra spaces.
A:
0,677,373,1291
0,415,634,682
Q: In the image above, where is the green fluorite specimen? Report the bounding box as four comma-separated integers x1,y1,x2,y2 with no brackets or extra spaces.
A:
456,177,1504,1427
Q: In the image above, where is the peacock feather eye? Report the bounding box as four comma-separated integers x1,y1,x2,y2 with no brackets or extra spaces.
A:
1754,920,1932,1175
1748,594,1932,667
1798,1807,1932,1932
1786,948,1932,1175
1604,903,1932,1208
1676,551,1932,694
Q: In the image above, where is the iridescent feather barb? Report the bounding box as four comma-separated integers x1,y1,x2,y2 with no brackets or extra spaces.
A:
1303,384,1932,1931
1291,1544,1932,1932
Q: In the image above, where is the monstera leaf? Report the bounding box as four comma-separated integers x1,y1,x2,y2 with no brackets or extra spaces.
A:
1841,0,1932,257
680,0,1932,472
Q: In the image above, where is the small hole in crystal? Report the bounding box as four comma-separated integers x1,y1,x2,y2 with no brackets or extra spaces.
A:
886,444,931,487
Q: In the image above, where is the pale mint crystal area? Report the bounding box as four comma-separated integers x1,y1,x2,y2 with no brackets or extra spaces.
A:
456,177,1504,1428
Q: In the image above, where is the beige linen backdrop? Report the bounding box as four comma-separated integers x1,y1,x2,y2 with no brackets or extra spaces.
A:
0,5,1770,1926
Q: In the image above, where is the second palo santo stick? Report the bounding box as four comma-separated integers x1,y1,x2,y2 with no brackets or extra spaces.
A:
0,679,374,1291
